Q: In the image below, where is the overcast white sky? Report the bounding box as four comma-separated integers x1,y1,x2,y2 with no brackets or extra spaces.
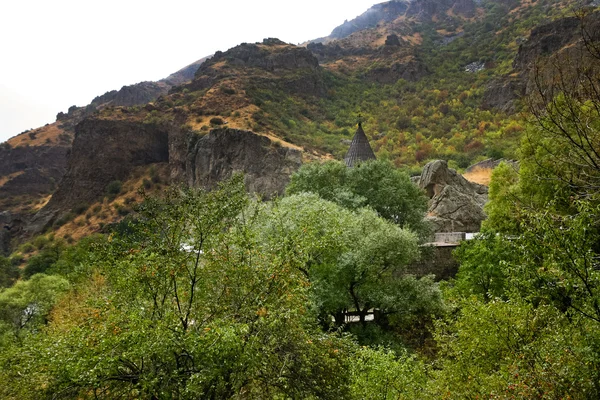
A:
0,0,377,143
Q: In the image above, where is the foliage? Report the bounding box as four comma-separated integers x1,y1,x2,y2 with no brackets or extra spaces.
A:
0,256,19,289
0,274,69,344
453,231,515,301
105,180,123,197
259,193,443,328
481,161,522,233
349,346,427,400
429,297,600,399
23,241,65,278
287,160,430,238
0,176,363,399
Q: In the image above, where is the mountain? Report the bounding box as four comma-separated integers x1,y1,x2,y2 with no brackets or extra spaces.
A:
1,0,599,252
0,56,207,218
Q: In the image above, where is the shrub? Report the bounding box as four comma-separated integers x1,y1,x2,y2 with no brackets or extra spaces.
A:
19,243,35,254
24,246,62,278
32,236,50,250
53,212,75,228
105,180,123,197
210,117,224,126
72,203,89,215
220,86,236,95
0,256,19,288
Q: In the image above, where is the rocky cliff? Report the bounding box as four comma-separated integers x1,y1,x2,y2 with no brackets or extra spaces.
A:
483,11,600,112
416,160,488,233
28,115,303,235
89,82,170,109
184,39,325,98
43,117,170,214
185,128,302,198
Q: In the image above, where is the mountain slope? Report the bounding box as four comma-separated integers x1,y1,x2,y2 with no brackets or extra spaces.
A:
2,0,599,250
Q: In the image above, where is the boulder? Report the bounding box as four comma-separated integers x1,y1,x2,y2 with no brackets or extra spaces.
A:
419,160,488,232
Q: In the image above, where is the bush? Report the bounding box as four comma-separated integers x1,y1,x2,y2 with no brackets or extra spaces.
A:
24,248,61,278
72,203,89,215
53,212,75,228
33,236,51,250
105,180,123,198
0,256,19,288
220,86,236,95
209,117,225,125
19,243,35,254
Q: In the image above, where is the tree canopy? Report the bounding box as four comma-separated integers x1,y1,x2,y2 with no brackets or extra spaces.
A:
286,159,429,237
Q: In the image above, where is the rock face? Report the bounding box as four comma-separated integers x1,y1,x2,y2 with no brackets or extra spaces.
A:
329,1,410,40
186,128,302,198
481,77,526,113
483,12,600,112
44,118,170,214
90,82,170,108
0,212,16,256
512,16,583,72
187,40,325,97
29,121,303,235
0,144,66,200
364,58,429,83
417,160,488,233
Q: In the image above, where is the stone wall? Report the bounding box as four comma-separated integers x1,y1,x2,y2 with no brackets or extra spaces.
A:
407,243,460,281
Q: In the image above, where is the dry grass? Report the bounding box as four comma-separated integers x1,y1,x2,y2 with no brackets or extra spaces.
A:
0,171,24,188
54,163,170,243
463,167,493,186
7,122,70,148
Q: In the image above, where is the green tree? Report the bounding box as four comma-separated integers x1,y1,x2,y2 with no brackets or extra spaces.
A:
0,274,69,343
286,160,430,238
0,256,19,288
453,231,514,301
23,240,66,278
260,193,443,328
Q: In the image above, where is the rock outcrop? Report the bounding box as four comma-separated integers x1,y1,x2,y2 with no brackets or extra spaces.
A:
29,120,303,235
364,58,429,83
0,212,16,256
483,12,600,112
185,128,302,198
417,160,488,233
186,39,325,97
481,76,526,113
329,1,410,40
90,82,170,109
0,144,65,200
42,118,169,216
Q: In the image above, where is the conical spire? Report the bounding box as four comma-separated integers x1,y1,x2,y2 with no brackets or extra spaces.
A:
344,122,376,167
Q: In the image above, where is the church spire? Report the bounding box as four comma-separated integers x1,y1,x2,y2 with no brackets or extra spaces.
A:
344,121,376,167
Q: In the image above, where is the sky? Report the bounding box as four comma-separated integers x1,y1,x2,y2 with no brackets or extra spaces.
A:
0,0,378,143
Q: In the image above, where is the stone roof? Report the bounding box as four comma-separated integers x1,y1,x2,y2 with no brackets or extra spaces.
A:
344,123,376,167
